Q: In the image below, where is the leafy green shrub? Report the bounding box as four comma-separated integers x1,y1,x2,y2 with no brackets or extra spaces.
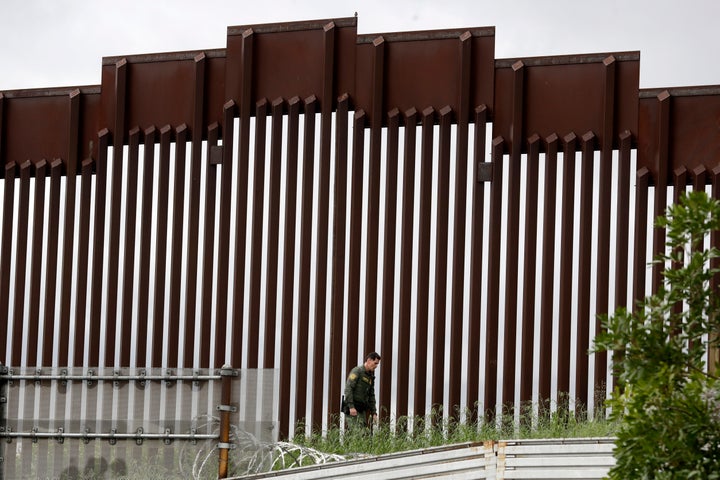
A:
594,191,720,479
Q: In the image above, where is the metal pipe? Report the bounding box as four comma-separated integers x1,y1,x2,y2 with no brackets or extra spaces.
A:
0,372,222,382
0,431,218,441
218,365,234,479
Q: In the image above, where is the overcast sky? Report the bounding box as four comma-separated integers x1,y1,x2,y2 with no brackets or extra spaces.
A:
1,0,719,91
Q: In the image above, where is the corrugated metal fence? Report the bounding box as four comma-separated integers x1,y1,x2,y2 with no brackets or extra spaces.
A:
1,16,720,441
234,438,616,480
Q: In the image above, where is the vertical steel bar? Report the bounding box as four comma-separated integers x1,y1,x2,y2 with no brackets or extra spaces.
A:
296,96,317,425
557,133,577,398
379,108,399,421
449,31,472,419
201,124,220,368
136,126,156,368
169,125,188,368
281,97,300,424
328,94,349,423
183,53,207,369
651,91,671,293
11,160,31,366
42,159,63,365
431,106,452,410
539,134,559,404
231,29,255,368
613,131,633,311
414,107,435,418
250,99,268,366
576,132,595,410
311,20,336,431
632,168,651,309
379,102,403,409
89,130,110,367
59,89,81,366
120,128,141,367
152,125,172,367
74,157,94,367
0,162,16,361
593,57,616,392
214,101,237,365
502,61,525,408
264,97,285,362
484,136,504,418
364,36,385,354
396,108,417,420
346,110,366,372
106,59,128,368
28,160,48,366
520,135,540,404
466,106,487,421
248,100,267,366
267,98,286,434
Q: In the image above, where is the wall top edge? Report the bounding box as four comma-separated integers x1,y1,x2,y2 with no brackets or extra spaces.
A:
228,16,357,36
357,26,494,44
1,85,101,99
495,51,640,68
640,85,720,98
102,48,226,66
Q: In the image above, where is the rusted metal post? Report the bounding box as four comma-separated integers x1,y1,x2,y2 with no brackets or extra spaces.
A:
217,365,237,479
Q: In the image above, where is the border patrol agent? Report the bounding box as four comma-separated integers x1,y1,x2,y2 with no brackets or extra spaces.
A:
344,352,381,432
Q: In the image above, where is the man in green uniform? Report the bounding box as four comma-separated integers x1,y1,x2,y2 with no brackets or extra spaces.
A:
344,352,381,432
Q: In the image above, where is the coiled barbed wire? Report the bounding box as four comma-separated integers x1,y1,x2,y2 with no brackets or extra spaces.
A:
179,415,346,479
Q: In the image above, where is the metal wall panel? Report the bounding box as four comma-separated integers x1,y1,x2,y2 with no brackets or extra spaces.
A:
1,16,720,441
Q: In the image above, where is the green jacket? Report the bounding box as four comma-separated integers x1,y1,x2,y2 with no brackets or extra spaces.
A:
344,365,376,414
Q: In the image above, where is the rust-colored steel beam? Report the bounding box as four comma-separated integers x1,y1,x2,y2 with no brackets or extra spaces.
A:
27,159,47,365
105,58,128,368
296,96,318,425
396,108,418,421
431,106,452,411
520,134,540,404
502,60,524,409
201,124,220,368
633,168,651,308
466,105,488,421
120,127,141,366
484,136,504,418
449,33,474,418
12,160,31,366
281,97,301,421
1,161,16,362
346,110,366,371
613,131,634,312
136,126,156,368
379,108,400,421
249,100,267,367
576,131,596,410
414,107,435,418
557,133,577,398
311,20,339,429
538,134,559,404
327,94,350,425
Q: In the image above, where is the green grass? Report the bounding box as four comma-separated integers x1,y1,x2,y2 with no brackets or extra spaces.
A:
293,402,619,457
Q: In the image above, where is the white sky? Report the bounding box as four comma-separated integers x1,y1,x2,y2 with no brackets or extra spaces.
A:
1,0,719,91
